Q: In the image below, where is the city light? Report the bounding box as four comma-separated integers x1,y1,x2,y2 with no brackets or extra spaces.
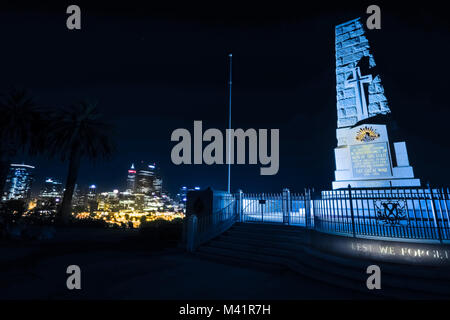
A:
68,161,185,228
17,162,186,229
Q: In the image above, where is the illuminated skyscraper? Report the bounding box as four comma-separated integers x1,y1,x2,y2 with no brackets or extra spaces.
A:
72,184,85,209
135,162,154,195
87,184,98,213
134,161,163,196
150,164,164,196
126,163,136,192
36,178,64,212
40,178,63,200
88,184,97,199
2,164,35,201
153,176,163,195
177,186,200,206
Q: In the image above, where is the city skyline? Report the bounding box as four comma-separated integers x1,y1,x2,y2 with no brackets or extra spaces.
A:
5,160,177,198
1,159,185,229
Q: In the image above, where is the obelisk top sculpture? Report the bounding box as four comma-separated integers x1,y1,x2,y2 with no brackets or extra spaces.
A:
335,18,390,128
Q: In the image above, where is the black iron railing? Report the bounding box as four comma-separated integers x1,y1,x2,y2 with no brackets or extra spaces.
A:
186,186,450,250
313,186,450,242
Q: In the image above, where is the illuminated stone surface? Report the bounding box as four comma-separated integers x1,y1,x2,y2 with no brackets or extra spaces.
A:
335,18,390,128
332,18,420,189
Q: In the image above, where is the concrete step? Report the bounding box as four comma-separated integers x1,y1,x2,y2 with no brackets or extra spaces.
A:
209,239,301,258
193,250,285,274
226,224,450,283
224,229,307,244
198,224,450,298
296,247,450,297
234,222,306,232
217,233,309,251
207,237,450,297
233,222,306,233
196,245,382,298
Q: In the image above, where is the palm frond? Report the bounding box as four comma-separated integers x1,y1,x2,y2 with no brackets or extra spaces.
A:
46,100,116,162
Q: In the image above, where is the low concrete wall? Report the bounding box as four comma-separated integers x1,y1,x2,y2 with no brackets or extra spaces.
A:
186,188,233,218
309,230,450,266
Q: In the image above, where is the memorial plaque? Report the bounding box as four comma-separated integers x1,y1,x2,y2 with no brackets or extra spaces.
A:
350,142,392,178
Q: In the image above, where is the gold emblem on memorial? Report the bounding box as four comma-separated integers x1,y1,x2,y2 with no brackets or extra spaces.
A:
355,126,380,142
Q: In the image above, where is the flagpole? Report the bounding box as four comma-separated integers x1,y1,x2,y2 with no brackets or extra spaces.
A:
227,53,232,194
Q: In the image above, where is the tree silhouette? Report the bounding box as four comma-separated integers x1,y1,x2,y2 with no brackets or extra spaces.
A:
0,89,46,197
48,101,115,224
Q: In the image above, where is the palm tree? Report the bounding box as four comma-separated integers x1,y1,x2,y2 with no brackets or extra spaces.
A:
48,101,115,224
0,89,45,195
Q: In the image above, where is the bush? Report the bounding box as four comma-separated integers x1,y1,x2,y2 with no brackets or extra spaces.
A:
139,218,184,244
0,200,27,223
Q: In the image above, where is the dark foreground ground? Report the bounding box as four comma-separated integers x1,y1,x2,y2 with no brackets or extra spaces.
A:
0,228,373,300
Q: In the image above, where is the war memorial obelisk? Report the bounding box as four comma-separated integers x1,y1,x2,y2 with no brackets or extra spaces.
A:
332,18,421,189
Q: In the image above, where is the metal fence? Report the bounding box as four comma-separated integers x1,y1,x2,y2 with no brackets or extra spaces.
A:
313,187,450,242
186,195,238,251
241,189,311,226
186,186,450,250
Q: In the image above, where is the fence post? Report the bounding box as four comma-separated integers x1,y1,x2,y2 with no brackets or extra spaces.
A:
304,188,310,228
309,189,314,229
282,188,291,225
348,185,356,238
237,189,243,222
186,214,198,252
428,184,443,243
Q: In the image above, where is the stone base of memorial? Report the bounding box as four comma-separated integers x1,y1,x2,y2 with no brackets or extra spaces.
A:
332,123,420,189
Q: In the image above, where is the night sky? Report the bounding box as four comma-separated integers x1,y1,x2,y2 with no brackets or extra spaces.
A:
1,1,450,195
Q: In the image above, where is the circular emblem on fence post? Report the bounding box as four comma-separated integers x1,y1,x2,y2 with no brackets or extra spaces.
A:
374,200,408,226
355,126,380,142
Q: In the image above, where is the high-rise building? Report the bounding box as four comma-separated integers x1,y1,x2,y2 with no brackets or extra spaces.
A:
72,184,85,210
149,164,164,196
126,163,136,192
177,185,200,207
40,178,63,200
2,164,35,201
127,161,164,196
135,162,154,195
87,184,98,213
36,178,64,213
153,176,163,195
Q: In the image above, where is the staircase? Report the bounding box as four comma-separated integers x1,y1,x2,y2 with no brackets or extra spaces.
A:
195,222,450,299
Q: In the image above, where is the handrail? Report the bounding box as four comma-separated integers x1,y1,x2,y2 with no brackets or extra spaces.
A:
187,197,238,251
